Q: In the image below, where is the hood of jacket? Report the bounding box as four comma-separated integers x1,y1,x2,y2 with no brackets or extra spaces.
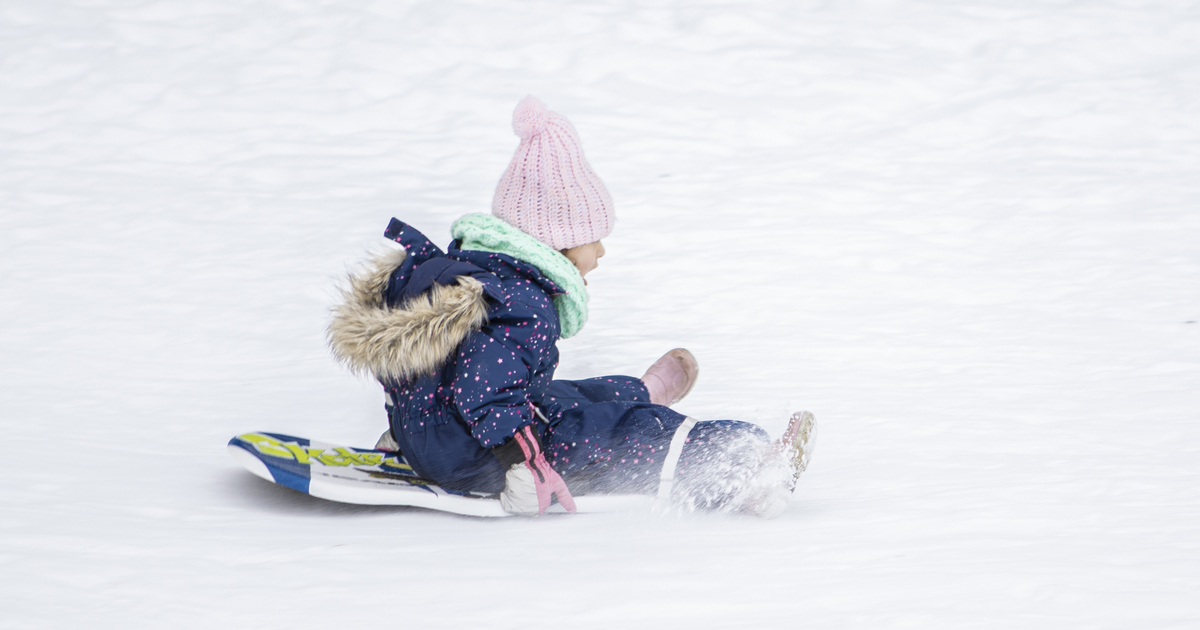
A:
327,218,566,384
327,245,492,383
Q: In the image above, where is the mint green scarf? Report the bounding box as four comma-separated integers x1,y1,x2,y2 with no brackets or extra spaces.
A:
450,213,588,339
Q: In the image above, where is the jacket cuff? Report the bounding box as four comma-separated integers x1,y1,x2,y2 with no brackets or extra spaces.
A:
491,426,536,468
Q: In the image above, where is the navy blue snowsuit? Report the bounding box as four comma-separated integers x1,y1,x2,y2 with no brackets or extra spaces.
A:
364,219,768,503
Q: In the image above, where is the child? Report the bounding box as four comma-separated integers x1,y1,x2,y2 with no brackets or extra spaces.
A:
328,96,814,517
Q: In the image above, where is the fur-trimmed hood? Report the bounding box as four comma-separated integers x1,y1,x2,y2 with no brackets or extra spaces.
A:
327,247,490,382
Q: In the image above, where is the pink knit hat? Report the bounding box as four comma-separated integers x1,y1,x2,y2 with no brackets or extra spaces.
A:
492,95,614,251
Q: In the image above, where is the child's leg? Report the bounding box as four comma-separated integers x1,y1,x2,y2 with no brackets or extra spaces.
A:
541,376,651,417
544,401,786,513
542,399,685,495
671,420,782,513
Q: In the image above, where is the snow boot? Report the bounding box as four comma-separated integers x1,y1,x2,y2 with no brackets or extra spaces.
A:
738,411,818,518
641,348,699,407
778,410,816,491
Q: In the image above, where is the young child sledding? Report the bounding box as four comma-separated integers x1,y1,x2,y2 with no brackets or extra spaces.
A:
328,96,815,518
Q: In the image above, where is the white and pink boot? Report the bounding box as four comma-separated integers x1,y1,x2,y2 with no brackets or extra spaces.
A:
740,410,818,518
778,410,817,490
641,348,700,407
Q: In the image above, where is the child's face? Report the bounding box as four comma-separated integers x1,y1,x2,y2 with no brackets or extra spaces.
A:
562,241,605,284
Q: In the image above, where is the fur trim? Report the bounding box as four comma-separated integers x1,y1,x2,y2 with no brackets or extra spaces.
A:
327,248,490,381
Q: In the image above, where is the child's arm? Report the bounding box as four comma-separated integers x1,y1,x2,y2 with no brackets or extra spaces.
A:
450,295,558,449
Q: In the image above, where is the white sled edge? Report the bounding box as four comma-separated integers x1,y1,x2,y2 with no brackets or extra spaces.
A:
309,473,512,518
307,473,654,517
228,444,275,483
229,443,654,517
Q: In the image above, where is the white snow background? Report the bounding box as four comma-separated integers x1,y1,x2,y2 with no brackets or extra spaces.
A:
2,1,1198,628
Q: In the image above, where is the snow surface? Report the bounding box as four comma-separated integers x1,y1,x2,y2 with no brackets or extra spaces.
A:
3,1,1199,628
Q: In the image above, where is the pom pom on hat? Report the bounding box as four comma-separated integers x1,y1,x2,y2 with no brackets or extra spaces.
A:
491,96,615,251
511,95,549,140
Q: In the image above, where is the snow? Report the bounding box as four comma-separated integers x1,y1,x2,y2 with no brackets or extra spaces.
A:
2,0,1199,627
